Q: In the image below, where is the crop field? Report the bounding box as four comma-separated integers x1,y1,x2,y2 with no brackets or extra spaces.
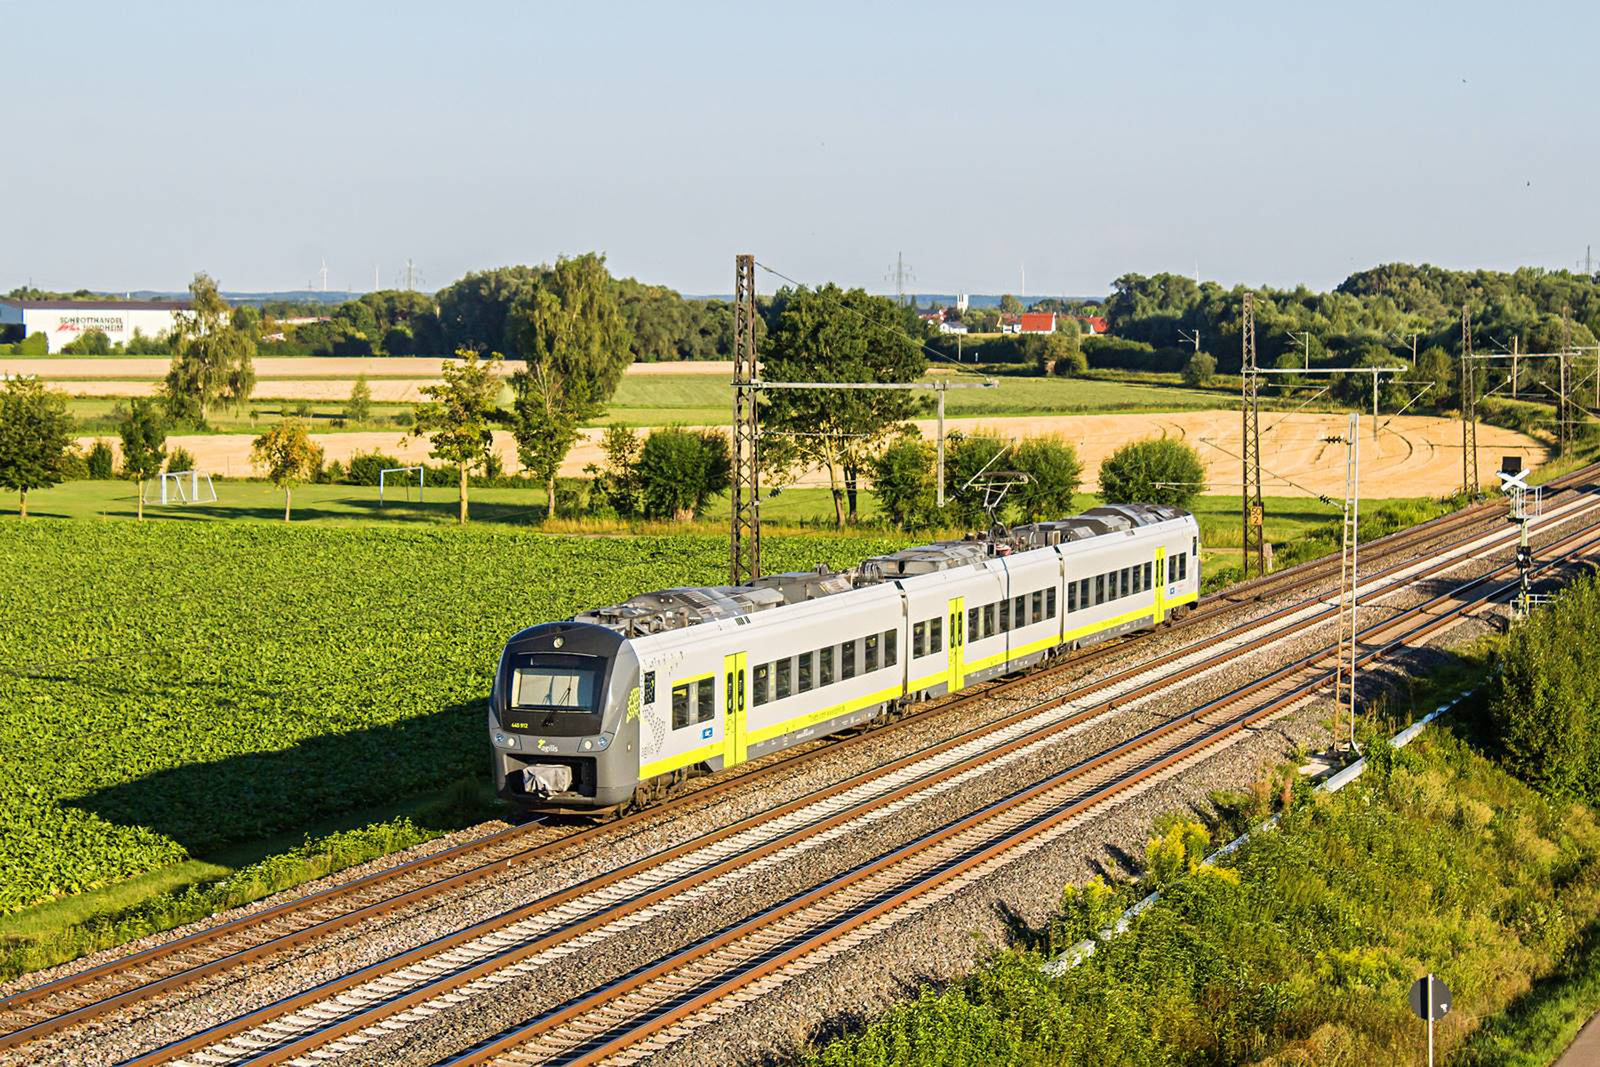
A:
0,522,911,915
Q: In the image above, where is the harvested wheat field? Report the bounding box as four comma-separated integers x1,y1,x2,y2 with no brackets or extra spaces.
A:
80,410,1544,500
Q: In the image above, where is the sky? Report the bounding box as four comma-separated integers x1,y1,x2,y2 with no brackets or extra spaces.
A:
4,0,1598,298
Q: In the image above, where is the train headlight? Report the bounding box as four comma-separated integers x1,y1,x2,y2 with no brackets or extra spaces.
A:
581,739,594,751
596,734,610,750
494,731,519,750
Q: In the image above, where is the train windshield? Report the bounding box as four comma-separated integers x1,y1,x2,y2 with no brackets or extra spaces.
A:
512,653,603,712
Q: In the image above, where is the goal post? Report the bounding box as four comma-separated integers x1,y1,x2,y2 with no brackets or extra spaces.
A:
379,466,425,505
146,470,218,506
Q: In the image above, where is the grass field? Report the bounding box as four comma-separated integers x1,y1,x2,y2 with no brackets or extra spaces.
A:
6,479,1441,576
68,397,421,436
0,522,914,923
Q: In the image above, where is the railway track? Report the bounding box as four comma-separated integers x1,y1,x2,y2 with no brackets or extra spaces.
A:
90,488,1600,1067
1,466,1593,1060
444,508,1600,1067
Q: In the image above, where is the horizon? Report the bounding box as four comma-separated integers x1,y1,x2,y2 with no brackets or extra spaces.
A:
4,1,1597,297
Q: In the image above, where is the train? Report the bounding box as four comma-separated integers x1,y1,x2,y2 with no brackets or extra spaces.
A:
489,503,1202,813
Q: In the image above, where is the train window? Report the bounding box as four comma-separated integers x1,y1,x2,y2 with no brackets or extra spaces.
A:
842,640,857,679
696,678,714,723
1014,595,1025,627
820,646,835,685
865,633,879,672
1094,574,1105,605
884,630,897,666
1067,582,1077,613
672,684,691,729
967,607,979,640
1032,589,1044,620
1180,552,1189,580
913,621,926,658
775,658,792,699
1047,588,1057,618
999,598,1010,632
929,617,943,654
753,664,769,706
1077,579,1089,609
798,651,814,693
1144,561,1153,590
1193,536,1198,557
982,603,995,637
1132,566,1142,595
1121,568,1131,598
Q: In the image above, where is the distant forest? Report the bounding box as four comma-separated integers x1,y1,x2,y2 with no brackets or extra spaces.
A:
10,263,1600,373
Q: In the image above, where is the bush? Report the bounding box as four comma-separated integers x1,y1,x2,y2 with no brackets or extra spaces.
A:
1181,351,1216,387
636,427,731,520
869,435,936,529
1082,336,1190,373
1011,436,1082,521
61,329,113,356
165,447,195,474
57,448,90,482
346,451,401,486
14,332,48,355
1098,437,1206,509
86,440,115,479
1486,577,1600,803
1021,332,1085,377
942,432,1010,528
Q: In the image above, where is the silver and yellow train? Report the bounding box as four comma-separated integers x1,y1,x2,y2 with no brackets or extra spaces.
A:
490,504,1201,812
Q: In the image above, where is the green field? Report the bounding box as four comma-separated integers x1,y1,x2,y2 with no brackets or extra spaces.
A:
67,397,422,436
0,522,913,918
600,371,1236,426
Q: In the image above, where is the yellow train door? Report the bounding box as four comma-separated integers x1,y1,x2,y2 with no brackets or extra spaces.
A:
948,596,966,691
1154,548,1167,624
722,651,748,768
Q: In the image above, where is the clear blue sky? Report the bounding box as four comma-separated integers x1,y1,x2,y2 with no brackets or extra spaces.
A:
5,0,1596,297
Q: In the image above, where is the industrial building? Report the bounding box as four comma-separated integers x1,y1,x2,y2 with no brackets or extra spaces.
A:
0,298,189,353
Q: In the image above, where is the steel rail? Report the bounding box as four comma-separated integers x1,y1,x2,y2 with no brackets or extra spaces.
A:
6,463,1592,1054
452,521,1600,1067
125,505,1600,1067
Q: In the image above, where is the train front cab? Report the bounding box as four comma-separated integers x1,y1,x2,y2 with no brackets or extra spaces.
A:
490,621,642,811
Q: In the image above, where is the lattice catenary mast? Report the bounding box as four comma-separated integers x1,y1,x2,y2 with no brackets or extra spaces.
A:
1460,305,1478,496
1240,292,1266,578
730,254,761,585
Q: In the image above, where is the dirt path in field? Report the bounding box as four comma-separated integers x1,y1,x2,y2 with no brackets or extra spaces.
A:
78,410,1545,499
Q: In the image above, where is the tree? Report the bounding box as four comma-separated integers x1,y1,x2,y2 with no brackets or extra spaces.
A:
250,419,322,522
411,350,502,523
86,439,115,479
345,375,372,423
1022,331,1084,376
507,254,634,516
635,427,730,520
0,377,72,517
1011,437,1082,521
869,434,937,529
762,284,926,527
117,399,167,520
999,294,1023,315
1182,352,1217,387
586,423,643,516
1098,438,1207,509
163,273,256,423
1416,345,1455,409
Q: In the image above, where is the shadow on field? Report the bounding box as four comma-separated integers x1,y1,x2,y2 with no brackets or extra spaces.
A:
65,698,496,862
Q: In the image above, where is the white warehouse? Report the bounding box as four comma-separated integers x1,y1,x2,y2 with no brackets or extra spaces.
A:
0,298,189,353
